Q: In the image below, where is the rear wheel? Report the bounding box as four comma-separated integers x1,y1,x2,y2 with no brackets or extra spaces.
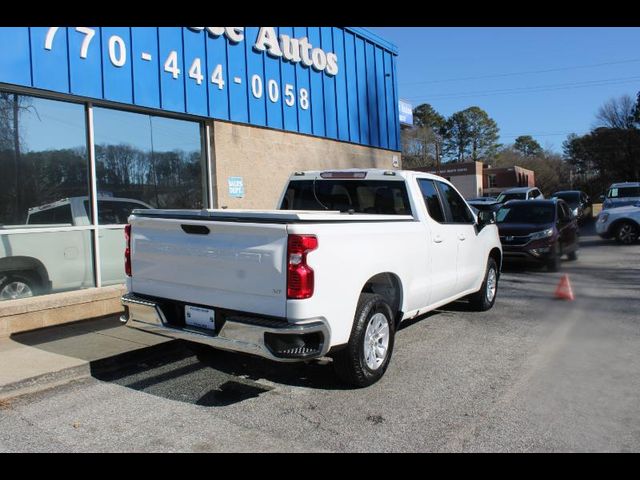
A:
615,221,639,245
0,273,39,300
332,293,395,388
468,257,499,311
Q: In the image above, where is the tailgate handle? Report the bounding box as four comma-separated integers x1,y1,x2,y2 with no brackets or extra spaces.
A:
181,224,210,235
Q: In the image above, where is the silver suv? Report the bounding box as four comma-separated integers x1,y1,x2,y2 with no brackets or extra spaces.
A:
496,187,544,204
601,182,640,210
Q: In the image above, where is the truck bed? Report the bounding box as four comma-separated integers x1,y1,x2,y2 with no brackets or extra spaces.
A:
132,208,415,223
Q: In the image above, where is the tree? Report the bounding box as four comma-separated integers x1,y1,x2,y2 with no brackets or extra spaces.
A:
401,103,446,169
413,103,445,131
563,127,640,195
514,135,542,157
495,146,572,195
594,94,636,130
633,91,640,127
442,106,500,163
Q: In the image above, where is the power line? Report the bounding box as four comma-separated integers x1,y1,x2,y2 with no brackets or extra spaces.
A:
405,75,640,102
400,58,640,86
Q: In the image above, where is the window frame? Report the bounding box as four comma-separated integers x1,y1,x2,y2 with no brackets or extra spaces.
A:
433,180,476,225
417,178,447,224
0,85,209,293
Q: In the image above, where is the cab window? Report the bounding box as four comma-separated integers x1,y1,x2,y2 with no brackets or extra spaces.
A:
417,179,445,223
435,181,475,224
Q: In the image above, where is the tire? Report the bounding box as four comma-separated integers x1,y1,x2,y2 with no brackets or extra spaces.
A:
615,221,639,245
468,257,499,311
0,272,39,301
547,243,561,272
332,293,395,388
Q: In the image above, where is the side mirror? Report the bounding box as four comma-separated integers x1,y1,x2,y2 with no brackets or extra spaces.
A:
477,210,495,231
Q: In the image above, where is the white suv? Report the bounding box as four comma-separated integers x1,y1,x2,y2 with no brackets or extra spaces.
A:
596,203,640,244
496,187,544,204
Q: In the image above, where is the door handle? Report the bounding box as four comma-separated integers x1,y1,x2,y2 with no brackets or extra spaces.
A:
458,233,466,241
433,235,443,243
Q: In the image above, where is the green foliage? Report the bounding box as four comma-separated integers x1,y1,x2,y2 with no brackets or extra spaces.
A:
442,106,500,163
562,91,640,197
412,103,446,131
514,135,542,157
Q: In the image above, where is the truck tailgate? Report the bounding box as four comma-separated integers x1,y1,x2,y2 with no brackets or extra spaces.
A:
129,216,288,317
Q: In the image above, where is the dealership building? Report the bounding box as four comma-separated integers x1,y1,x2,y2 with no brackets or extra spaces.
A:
0,27,403,334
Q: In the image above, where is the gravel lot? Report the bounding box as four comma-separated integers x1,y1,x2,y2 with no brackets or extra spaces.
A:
1,223,639,452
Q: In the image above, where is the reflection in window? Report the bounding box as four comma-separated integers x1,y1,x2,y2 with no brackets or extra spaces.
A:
0,92,89,227
92,107,204,223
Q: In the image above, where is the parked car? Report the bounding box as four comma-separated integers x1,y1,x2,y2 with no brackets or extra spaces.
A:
496,198,579,271
121,169,503,387
0,196,152,300
551,190,592,224
467,197,501,214
595,203,640,244
495,187,544,204
601,182,640,210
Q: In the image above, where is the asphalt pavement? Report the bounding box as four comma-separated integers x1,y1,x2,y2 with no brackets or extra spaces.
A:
0,222,638,452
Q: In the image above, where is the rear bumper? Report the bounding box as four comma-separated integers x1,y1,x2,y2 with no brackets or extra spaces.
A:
121,293,331,362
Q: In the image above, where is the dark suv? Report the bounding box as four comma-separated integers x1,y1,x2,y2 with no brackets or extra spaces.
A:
496,198,579,271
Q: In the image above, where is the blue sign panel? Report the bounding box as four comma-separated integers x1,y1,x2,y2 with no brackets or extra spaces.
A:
399,99,414,126
0,26,400,151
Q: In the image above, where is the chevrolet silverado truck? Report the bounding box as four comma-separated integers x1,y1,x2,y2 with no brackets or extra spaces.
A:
121,169,502,387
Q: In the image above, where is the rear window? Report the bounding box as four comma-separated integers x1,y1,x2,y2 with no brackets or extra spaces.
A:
553,192,580,206
27,205,73,225
608,187,640,198
280,180,412,215
497,192,526,202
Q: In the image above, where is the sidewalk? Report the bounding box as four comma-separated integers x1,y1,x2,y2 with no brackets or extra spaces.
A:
0,315,173,401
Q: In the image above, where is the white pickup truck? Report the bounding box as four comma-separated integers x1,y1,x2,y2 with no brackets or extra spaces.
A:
122,169,502,387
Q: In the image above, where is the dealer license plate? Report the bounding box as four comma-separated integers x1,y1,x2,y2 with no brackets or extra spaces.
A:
185,305,215,331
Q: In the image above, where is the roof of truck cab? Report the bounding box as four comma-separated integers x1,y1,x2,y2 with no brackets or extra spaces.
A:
288,169,451,182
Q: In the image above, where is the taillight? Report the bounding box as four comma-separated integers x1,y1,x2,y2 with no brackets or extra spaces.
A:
124,224,132,277
287,234,318,299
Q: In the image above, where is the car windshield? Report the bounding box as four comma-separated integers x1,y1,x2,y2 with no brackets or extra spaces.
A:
496,192,526,202
496,204,555,224
280,179,412,215
552,192,580,207
607,186,640,198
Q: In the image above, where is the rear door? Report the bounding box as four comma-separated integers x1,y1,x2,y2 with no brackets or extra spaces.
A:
434,180,482,293
130,217,289,317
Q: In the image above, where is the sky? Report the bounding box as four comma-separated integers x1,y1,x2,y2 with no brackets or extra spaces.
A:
368,27,640,153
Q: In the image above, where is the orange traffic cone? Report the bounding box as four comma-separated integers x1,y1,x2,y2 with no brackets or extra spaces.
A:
554,274,575,301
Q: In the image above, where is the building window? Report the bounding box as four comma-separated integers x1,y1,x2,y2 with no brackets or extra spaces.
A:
92,107,204,286
0,91,206,299
0,92,95,299
488,174,497,188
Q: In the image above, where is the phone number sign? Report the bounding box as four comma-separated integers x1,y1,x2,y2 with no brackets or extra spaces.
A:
0,27,400,151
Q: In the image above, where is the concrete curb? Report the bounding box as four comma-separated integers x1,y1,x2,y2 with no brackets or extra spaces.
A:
0,339,186,402
0,363,91,401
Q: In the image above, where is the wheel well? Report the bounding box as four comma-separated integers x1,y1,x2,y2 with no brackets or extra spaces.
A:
0,256,49,289
361,273,403,326
489,247,502,275
609,218,640,236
